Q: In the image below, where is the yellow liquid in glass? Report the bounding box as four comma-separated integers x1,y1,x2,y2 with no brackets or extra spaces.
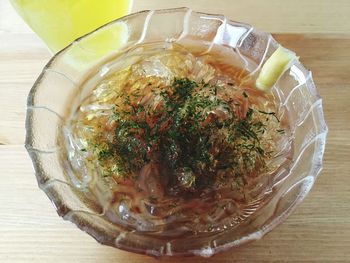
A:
10,0,133,53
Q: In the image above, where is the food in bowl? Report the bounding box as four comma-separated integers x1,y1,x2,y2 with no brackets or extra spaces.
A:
62,43,292,236
26,8,327,257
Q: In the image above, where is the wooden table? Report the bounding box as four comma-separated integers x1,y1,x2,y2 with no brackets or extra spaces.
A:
1,0,349,262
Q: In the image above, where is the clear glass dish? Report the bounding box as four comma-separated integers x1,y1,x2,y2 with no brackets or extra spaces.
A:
25,8,328,257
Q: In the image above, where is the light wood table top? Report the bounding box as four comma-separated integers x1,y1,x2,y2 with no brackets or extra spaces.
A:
1,0,349,262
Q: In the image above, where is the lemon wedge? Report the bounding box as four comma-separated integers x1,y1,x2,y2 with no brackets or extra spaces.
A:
65,22,129,70
256,46,298,91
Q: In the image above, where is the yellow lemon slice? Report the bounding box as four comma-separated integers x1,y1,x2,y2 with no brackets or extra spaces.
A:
65,22,129,70
11,0,133,53
256,46,298,91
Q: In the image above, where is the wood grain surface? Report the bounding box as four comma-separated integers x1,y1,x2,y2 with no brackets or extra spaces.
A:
1,0,349,262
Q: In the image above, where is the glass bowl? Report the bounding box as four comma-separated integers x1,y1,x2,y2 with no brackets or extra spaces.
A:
25,8,328,257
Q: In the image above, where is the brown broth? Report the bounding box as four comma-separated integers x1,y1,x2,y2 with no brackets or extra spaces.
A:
61,42,292,237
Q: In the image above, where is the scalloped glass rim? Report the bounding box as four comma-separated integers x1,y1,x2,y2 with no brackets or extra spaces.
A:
25,7,328,257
